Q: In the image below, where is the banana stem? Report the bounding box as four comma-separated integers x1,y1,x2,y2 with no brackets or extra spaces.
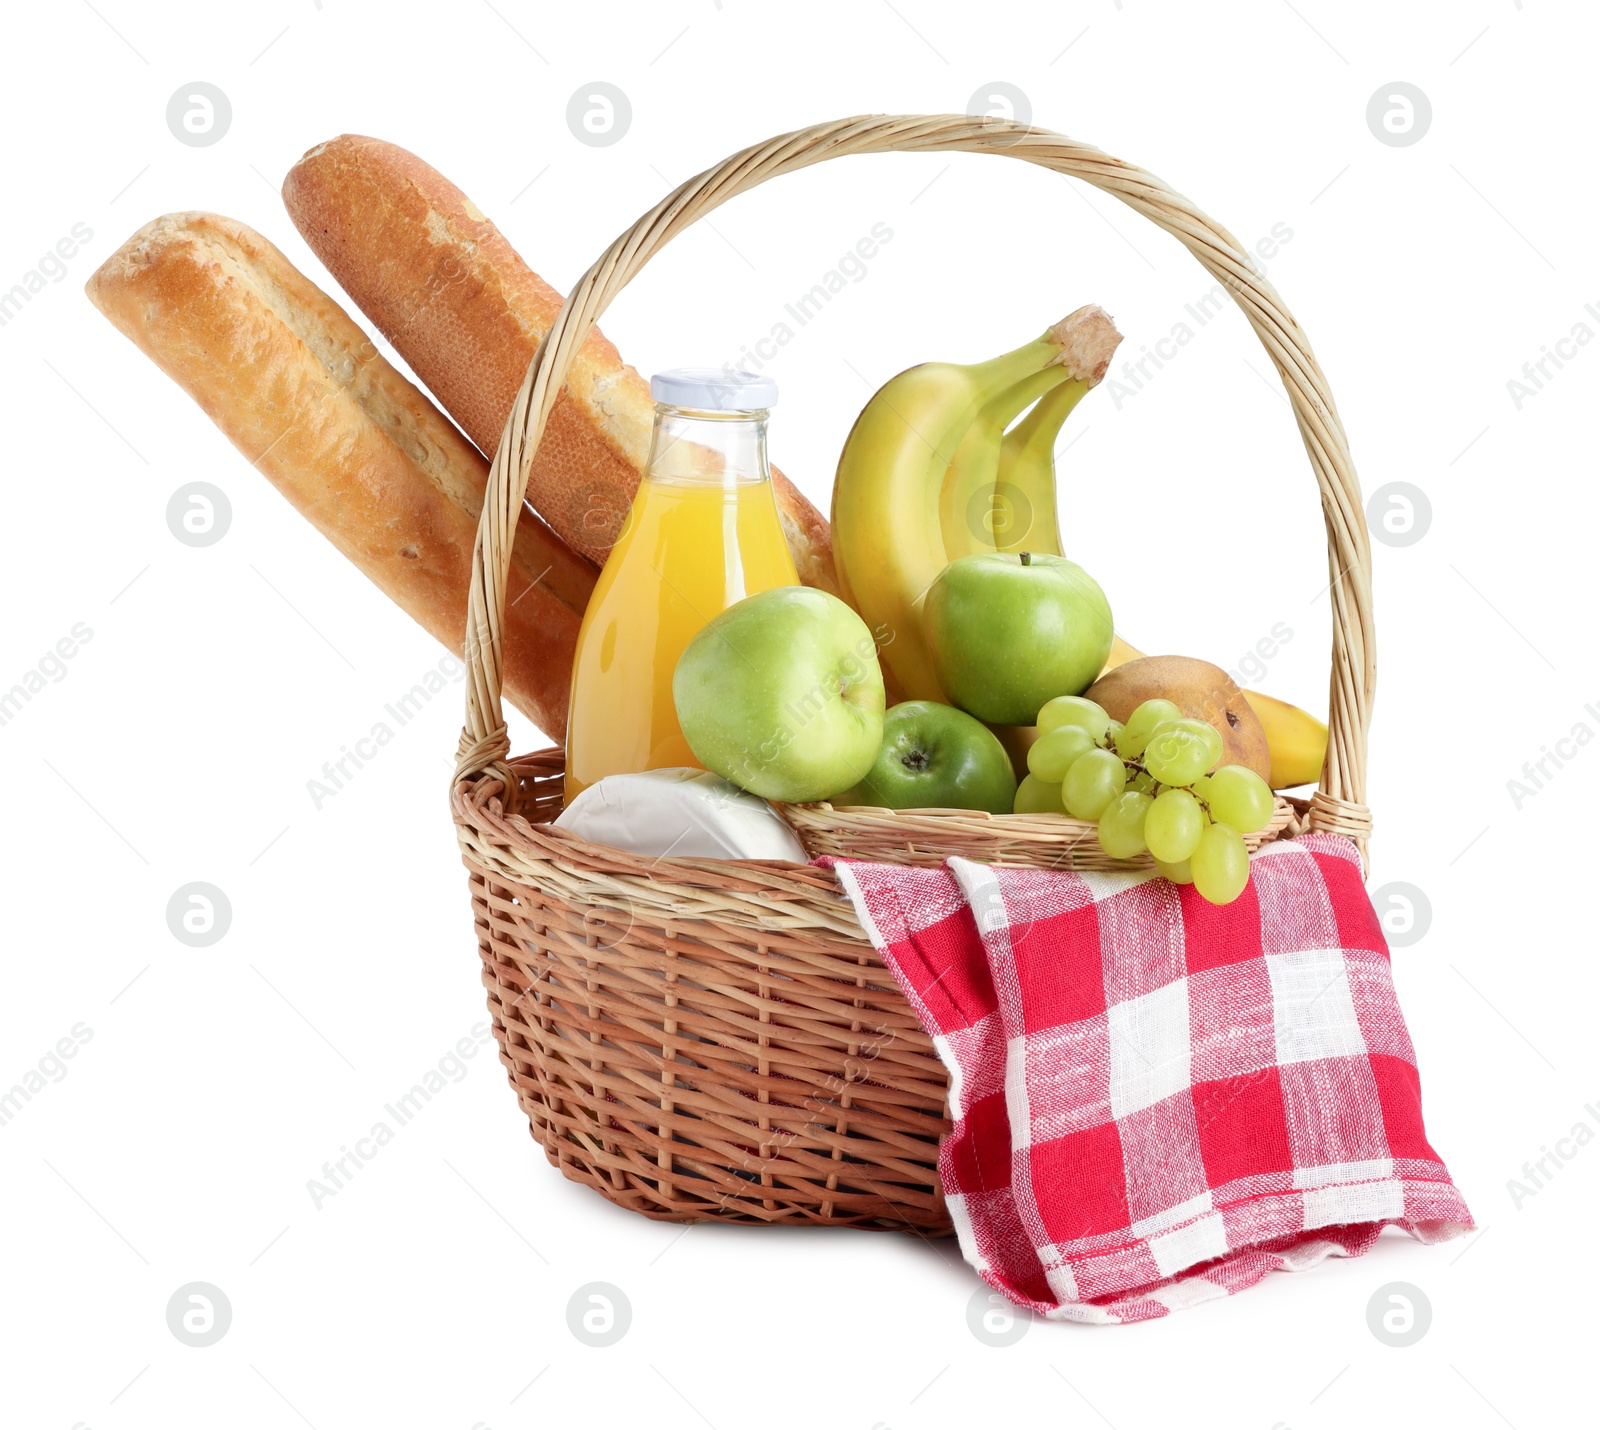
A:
948,366,1079,476
988,365,1078,435
957,334,1079,427
955,306,1117,443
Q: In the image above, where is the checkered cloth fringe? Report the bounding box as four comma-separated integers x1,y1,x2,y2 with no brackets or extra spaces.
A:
826,834,1473,1322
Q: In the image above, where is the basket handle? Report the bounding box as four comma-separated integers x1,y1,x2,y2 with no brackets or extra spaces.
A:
454,114,1374,848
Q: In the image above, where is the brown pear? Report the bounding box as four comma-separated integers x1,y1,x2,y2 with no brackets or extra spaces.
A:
1086,656,1271,782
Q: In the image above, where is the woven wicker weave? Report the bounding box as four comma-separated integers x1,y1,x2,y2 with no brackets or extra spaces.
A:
451,115,1375,1230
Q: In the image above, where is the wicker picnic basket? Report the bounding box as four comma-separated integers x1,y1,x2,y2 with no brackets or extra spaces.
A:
450,115,1374,1233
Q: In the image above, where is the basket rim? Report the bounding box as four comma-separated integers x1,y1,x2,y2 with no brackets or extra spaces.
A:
456,746,1307,883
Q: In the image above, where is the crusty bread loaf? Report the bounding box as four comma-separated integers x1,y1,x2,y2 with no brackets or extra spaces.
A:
85,212,591,742
281,134,838,592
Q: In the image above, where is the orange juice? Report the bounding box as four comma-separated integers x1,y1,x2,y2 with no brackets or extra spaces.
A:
564,373,796,801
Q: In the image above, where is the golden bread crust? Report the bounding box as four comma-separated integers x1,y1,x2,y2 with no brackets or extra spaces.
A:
284,135,838,590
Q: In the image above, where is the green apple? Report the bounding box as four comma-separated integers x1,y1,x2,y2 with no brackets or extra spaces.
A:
673,586,886,803
924,551,1113,726
833,701,1017,814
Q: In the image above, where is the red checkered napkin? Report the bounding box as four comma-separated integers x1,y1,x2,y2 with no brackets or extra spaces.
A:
827,833,1473,1323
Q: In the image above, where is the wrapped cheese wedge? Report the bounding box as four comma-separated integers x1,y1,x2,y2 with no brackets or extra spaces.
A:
554,769,807,862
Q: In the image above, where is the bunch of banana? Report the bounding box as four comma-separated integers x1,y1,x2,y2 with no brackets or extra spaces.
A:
830,308,1329,789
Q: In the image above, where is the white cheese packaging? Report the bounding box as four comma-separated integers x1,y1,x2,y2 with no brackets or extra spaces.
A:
553,768,809,862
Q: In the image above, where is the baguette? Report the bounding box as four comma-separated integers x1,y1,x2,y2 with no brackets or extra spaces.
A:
282,134,838,591
85,211,592,742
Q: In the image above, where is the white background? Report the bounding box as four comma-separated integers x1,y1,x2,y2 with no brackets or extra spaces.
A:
2,1,1595,1426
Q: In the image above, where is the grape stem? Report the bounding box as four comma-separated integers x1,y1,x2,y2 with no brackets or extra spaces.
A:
1101,740,1213,817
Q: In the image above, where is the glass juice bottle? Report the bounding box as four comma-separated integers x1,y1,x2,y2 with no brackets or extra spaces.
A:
563,369,798,802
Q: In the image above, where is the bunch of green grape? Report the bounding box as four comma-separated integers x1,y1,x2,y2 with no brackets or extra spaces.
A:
1012,695,1277,905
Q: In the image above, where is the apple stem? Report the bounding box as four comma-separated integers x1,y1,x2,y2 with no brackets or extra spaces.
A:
1020,551,1032,566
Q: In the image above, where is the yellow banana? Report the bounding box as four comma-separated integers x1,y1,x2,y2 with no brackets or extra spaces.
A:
1104,634,1144,670
1103,638,1328,789
832,322,1087,701
939,366,1076,559
989,373,1091,553
1240,688,1328,789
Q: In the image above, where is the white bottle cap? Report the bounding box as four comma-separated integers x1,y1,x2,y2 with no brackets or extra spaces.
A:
650,368,778,411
